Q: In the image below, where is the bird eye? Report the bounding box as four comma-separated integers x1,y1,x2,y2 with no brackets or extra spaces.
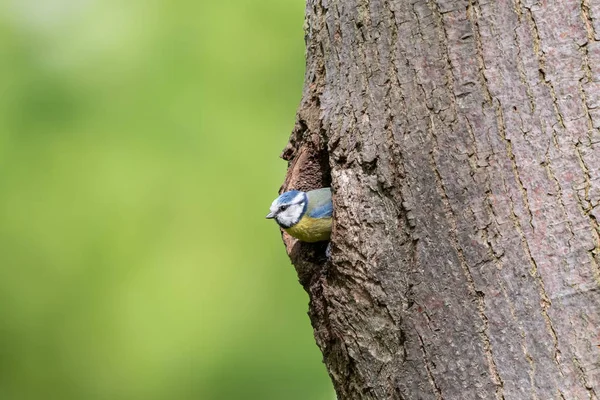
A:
280,205,289,211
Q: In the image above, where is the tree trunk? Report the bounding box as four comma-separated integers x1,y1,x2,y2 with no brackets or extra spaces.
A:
280,0,600,398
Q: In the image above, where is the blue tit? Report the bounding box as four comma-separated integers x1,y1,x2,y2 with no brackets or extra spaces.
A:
266,187,332,242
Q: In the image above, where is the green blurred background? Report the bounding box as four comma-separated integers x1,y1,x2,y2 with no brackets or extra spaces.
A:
0,1,333,399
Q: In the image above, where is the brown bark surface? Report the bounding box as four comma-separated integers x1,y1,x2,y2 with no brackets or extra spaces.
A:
280,0,600,398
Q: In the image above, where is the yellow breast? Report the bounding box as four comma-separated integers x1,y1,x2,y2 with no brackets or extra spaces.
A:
284,216,332,242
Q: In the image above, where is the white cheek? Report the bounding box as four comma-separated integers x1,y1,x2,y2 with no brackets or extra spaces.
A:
280,211,295,224
276,205,303,227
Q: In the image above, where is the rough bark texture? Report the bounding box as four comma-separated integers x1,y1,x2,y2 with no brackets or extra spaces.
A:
280,0,600,398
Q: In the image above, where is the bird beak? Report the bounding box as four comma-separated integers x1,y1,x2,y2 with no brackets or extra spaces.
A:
265,212,275,219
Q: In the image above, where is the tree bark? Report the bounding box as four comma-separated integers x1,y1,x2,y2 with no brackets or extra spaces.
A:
280,0,600,398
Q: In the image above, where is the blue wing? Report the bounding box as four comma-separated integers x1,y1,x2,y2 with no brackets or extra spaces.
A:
308,201,333,218
306,188,333,218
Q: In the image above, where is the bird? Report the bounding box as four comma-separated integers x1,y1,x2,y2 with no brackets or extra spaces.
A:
266,187,332,243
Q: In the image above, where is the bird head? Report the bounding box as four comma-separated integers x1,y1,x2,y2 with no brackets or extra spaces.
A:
266,190,308,228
